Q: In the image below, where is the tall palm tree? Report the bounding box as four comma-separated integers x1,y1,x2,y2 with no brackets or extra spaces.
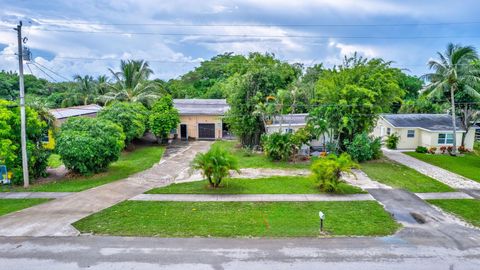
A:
422,43,480,155
99,60,163,106
73,75,97,105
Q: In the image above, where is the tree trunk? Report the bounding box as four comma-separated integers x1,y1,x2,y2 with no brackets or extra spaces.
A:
450,86,458,155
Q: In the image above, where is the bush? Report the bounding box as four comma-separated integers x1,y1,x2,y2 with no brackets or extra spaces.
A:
310,153,358,193
149,95,180,141
415,146,428,153
261,132,294,161
458,145,469,153
344,133,382,162
439,146,447,154
56,118,125,175
447,146,453,154
98,102,148,144
0,99,50,184
385,133,400,150
192,145,239,188
428,147,437,154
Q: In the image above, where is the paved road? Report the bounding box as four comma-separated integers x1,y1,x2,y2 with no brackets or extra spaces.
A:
0,233,479,270
0,141,212,237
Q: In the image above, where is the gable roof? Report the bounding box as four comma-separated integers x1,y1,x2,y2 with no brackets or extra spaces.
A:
173,99,229,116
49,104,102,119
268,114,308,127
381,114,465,132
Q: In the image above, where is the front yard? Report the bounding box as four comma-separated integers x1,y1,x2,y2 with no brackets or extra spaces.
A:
0,198,50,217
148,176,364,195
406,152,480,182
214,140,311,169
73,200,400,237
428,199,480,227
2,145,165,192
361,158,454,193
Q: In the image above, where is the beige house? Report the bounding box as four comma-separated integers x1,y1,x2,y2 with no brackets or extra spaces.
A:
173,99,230,140
373,114,477,150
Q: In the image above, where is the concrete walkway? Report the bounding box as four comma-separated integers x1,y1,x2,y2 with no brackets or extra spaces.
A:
415,192,474,200
383,149,480,189
343,169,392,190
0,141,212,237
130,193,375,202
0,192,73,199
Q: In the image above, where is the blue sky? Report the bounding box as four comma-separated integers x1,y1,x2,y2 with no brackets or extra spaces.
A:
0,0,479,81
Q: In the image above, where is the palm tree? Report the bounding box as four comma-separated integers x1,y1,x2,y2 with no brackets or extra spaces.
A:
422,43,480,155
99,60,163,106
73,75,97,105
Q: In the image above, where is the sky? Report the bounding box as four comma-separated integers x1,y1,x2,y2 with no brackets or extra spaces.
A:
0,0,479,81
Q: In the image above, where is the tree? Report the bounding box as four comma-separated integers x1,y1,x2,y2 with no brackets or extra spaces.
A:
56,117,125,175
192,145,239,188
422,43,480,154
98,102,148,145
310,153,358,193
100,60,163,106
398,96,447,113
148,95,180,142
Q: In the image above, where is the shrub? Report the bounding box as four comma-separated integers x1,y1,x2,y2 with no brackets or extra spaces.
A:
439,146,447,154
385,133,400,150
0,99,50,184
261,132,294,161
458,145,469,153
149,95,180,141
98,102,148,144
428,147,437,154
344,133,382,162
415,146,428,153
192,145,239,188
56,118,125,175
310,153,358,193
447,146,453,154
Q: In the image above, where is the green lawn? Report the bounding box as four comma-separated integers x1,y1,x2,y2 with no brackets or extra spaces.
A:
406,152,480,182
47,154,63,168
2,146,165,192
73,201,400,237
147,176,364,195
0,199,50,216
428,199,480,227
361,158,454,193
213,140,311,169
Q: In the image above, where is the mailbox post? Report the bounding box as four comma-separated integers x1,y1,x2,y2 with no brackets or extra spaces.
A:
319,211,325,232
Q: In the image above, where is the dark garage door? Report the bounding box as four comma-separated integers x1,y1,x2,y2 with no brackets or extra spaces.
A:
198,123,215,139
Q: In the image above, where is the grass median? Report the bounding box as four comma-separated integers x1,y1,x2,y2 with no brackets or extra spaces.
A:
147,176,364,194
0,198,50,217
73,200,400,237
428,199,480,227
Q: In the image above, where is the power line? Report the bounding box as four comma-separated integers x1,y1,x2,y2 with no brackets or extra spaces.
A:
28,62,58,82
32,60,71,81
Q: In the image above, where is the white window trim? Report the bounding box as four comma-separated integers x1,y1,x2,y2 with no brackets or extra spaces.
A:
438,133,454,145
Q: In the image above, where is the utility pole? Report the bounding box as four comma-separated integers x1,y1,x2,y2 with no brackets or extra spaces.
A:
14,21,29,188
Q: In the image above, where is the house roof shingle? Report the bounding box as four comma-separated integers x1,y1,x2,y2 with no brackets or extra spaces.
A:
381,114,465,132
49,104,102,119
173,99,229,116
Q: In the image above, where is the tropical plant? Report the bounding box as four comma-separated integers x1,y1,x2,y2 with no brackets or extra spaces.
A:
260,132,294,161
98,102,148,145
56,117,125,175
344,133,382,162
310,153,358,193
192,145,239,188
148,95,180,142
415,146,428,154
99,60,164,106
428,147,437,154
422,43,480,155
385,133,400,150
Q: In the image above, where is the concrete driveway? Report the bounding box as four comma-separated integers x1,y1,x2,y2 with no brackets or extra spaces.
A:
0,141,212,237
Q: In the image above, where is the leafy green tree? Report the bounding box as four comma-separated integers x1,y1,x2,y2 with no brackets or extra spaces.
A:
0,99,49,184
344,132,382,162
148,95,180,141
192,145,239,188
98,102,148,144
398,96,447,113
422,43,480,154
56,117,125,175
310,153,358,193
261,132,294,161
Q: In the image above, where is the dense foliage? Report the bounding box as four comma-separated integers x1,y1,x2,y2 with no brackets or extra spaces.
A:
261,133,294,161
310,153,358,193
344,132,382,162
56,117,125,175
98,102,148,144
385,133,400,150
148,95,180,141
192,145,239,188
0,99,50,184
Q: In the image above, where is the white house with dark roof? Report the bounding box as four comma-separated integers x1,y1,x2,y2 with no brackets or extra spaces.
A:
173,99,230,140
373,114,477,150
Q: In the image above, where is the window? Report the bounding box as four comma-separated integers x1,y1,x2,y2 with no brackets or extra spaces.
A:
41,133,49,143
438,133,454,144
407,130,415,138
285,128,293,134
387,128,391,135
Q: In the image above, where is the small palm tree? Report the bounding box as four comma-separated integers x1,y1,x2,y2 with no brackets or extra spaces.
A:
310,153,358,193
192,146,239,188
422,43,480,155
